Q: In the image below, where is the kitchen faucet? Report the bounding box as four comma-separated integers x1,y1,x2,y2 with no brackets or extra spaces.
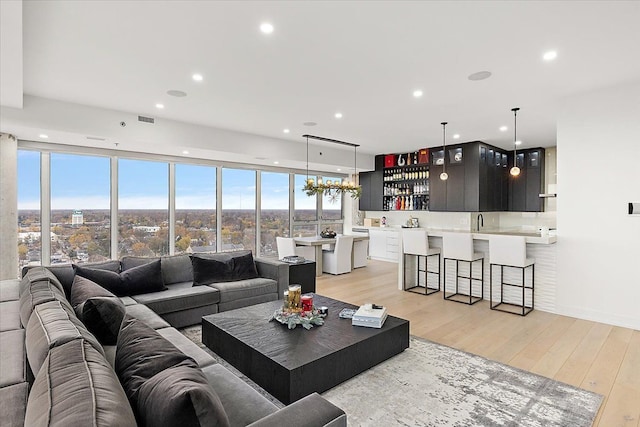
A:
477,213,484,231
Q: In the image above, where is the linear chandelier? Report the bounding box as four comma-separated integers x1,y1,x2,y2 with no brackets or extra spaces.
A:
302,134,362,199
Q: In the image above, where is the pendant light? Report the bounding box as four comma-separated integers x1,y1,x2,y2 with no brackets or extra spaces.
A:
440,122,449,181
510,107,521,177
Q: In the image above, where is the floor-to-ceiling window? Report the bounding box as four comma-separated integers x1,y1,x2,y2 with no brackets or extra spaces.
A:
321,175,344,234
221,168,256,253
259,171,290,256
50,153,110,264
293,174,318,237
17,150,41,270
175,164,217,254
118,159,169,257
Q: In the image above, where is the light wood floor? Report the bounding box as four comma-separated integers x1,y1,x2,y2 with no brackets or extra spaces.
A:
316,260,640,427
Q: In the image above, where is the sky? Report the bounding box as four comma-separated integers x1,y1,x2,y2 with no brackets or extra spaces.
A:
17,151,339,211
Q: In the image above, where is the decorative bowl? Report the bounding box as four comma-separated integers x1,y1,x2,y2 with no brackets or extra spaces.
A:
320,230,336,238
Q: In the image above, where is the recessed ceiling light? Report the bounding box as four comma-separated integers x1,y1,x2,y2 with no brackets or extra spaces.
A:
182,150,189,155
453,134,460,139
283,128,290,134
335,112,343,119
515,140,522,146
155,103,165,109
543,50,557,61
273,161,279,165
413,90,423,98
192,73,203,82
167,90,187,97
39,134,48,139
260,23,274,34
468,71,492,81
337,168,342,172
499,126,508,132
303,122,317,127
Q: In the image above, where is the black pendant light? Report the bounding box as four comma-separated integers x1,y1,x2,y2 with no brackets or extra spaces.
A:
510,108,521,177
440,122,449,181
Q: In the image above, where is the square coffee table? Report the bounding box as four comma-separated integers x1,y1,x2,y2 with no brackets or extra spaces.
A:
202,294,409,404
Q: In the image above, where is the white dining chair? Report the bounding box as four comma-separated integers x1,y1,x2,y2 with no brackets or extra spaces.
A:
352,239,368,268
276,237,315,261
402,229,440,295
442,232,484,305
322,235,354,275
489,235,535,316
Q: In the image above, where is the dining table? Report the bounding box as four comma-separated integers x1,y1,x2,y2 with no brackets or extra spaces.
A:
293,234,370,276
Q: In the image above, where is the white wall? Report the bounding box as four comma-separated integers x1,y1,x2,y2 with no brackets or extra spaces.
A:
556,81,640,330
0,134,18,279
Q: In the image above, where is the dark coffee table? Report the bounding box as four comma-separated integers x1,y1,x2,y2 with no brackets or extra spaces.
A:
202,295,409,404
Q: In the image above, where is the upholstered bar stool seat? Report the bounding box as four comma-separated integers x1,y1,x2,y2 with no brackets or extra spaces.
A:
489,235,535,316
442,232,484,305
402,230,440,295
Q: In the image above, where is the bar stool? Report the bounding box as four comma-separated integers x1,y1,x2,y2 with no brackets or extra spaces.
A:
402,230,441,295
489,235,534,316
442,232,484,305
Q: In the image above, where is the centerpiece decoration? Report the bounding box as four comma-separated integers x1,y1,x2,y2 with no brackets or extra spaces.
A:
320,227,336,238
270,285,325,330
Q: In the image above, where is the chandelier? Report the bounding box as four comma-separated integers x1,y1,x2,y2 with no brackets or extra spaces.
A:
302,134,362,199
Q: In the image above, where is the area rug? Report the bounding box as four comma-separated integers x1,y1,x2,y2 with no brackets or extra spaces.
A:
180,327,602,426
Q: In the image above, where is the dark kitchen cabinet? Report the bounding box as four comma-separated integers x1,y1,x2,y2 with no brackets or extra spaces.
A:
509,148,545,212
358,170,384,211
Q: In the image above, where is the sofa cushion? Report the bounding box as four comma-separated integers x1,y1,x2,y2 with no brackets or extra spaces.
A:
0,279,20,302
0,329,26,387
125,304,170,330
25,300,104,376
137,360,230,427
192,254,233,285
0,382,28,427
70,275,126,345
0,301,20,332
19,276,72,328
23,261,121,299
19,267,64,296
122,254,193,285
131,282,220,315
209,278,278,303
75,259,166,297
156,327,216,368
25,339,137,427
232,251,259,281
116,316,196,402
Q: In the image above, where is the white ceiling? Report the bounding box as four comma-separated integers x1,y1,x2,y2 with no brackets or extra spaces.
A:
7,1,640,155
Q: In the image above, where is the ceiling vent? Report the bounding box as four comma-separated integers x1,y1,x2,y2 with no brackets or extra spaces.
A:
86,136,106,141
138,115,155,124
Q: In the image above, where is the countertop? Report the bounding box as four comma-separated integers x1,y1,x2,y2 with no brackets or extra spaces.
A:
352,226,557,244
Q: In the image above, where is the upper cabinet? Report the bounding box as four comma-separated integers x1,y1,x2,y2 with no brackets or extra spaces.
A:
508,148,545,212
358,170,384,211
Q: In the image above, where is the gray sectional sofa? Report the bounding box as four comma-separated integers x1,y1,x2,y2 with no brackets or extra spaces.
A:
0,252,346,427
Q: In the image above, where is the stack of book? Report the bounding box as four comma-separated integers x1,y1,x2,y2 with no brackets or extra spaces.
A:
281,255,306,264
352,305,388,328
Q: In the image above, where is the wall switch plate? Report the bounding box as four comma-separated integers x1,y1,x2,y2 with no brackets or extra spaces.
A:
629,202,640,215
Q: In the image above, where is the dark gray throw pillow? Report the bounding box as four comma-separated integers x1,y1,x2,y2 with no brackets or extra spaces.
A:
137,360,230,427
70,275,126,345
231,251,258,281
115,315,196,402
74,259,166,296
191,254,233,286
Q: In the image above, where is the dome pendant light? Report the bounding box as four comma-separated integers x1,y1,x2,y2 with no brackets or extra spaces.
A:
440,122,449,181
510,107,521,177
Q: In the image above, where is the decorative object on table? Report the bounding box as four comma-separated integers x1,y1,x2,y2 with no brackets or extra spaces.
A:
301,294,313,312
510,107,522,177
352,304,388,328
302,134,362,199
270,306,325,330
320,227,336,238
286,284,301,310
338,308,356,319
281,255,306,264
381,216,387,227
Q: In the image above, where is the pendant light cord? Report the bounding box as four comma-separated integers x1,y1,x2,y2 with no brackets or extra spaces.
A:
512,107,519,161
441,122,448,175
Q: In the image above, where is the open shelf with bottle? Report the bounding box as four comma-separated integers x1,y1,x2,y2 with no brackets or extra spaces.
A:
382,164,430,211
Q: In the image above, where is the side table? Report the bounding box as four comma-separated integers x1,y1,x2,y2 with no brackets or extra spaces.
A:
287,260,316,294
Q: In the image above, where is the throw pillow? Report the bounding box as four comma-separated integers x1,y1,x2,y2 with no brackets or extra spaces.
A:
70,275,126,345
115,315,196,402
74,259,166,297
25,339,137,427
136,360,230,427
191,254,233,286
230,251,258,281
120,256,160,271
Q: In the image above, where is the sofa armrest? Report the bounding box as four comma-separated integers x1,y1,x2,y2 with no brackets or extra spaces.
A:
255,258,289,298
247,393,346,427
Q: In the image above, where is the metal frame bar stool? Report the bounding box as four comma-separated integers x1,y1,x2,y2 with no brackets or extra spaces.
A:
442,232,484,305
402,229,441,295
489,235,535,316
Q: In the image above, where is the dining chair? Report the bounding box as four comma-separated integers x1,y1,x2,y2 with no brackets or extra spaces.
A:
322,235,354,275
276,237,315,261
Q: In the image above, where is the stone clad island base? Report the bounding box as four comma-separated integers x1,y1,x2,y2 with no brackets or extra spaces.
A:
202,295,410,404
